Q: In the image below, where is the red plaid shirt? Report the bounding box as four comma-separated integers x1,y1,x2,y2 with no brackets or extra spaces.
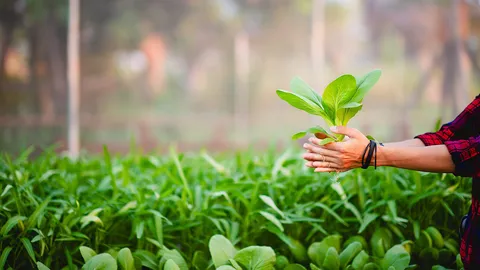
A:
415,94,480,268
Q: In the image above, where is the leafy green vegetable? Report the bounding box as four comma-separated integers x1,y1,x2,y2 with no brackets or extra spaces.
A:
277,69,382,140
233,246,276,270
82,253,117,270
209,235,237,268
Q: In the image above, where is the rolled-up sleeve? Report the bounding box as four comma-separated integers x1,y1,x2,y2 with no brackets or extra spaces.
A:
444,136,480,177
415,123,455,146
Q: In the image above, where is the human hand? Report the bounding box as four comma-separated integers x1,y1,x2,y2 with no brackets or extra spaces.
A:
302,126,370,172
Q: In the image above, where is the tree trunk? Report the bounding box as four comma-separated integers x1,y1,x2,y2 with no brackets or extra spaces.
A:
0,25,14,91
44,18,68,115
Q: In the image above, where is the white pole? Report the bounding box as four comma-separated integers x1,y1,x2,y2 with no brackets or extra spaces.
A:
234,30,250,146
68,0,80,157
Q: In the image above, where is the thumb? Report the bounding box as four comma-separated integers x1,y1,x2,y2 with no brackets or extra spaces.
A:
330,126,363,139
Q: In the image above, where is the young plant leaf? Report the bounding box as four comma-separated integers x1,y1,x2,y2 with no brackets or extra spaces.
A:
117,248,135,270
1,216,27,236
321,74,357,122
164,259,180,270
381,245,410,270
83,253,117,270
233,246,276,270
159,248,188,270
79,246,97,263
21,237,35,262
292,131,307,140
209,235,237,268
133,250,157,269
259,211,284,232
318,138,336,146
340,102,362,109
351,69,382,103
0,246,12,270
36,262,50,270
276,90,326,116
259,195,285,218
290,77,322,107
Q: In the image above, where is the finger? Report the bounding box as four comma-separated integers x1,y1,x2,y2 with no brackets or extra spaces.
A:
302,152,337,163
305,161,314,168
314,132,327,139
307,137,344,152
314,167,348,173
330,126,364,139
312,161,341,169
314,167,338,173
303,142,339,156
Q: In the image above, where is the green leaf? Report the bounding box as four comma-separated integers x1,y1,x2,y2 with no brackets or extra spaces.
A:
136,220,144,239
209,235,237,268
339,242,362,269
307,242,330,266
192,251,209,270
1,216,26,236
276,90,326,116
79,246,97,263
82,253,117,270
318,138,336,145
217,266,237,270
36,262,51,270
341,102,362,109
321,74,357,122
351,250,369,270
133,250,158,269
117,248,135,270
228,259,243,270
292,131,307,140
164,259,180,270
233,246,276,270
0,246,12,270
292,126,336,140
159,248,188,270
21,237,35,262
351,69,382,103
284,264,307,270
381,245,410,270
259,211,284,232
358,213,379,233
310,264,321,270
322,247,340,270
337,105,362,126
259,195,285,218
276,256,289,269
290,77,322,106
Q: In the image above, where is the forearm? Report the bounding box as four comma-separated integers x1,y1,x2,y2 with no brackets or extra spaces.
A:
377,144,455,173
383,139,425,148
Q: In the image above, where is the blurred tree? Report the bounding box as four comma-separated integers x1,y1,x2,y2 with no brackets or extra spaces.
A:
0,0,22,90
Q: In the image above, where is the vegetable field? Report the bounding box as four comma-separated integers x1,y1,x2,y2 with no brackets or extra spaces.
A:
0,146,471,270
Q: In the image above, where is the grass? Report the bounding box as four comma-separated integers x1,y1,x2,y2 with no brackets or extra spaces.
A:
0,145,471,269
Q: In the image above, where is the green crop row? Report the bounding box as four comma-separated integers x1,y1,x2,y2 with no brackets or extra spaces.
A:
0,146,471,269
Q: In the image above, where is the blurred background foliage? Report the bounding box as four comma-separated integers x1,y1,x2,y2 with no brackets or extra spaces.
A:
1,0,480,154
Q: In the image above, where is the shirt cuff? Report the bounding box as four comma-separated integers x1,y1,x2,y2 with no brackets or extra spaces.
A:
444,139,480,177
414,133,444,146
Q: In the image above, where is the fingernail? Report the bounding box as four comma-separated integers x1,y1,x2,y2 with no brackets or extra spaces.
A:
303,143,308,148
330,126,338,132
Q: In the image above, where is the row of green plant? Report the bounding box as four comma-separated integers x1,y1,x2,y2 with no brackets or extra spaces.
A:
0,146,471,269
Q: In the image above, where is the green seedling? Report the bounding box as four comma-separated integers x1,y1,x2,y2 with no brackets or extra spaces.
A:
276,69,382,142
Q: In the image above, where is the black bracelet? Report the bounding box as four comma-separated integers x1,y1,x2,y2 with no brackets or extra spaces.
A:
361,140,378,169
